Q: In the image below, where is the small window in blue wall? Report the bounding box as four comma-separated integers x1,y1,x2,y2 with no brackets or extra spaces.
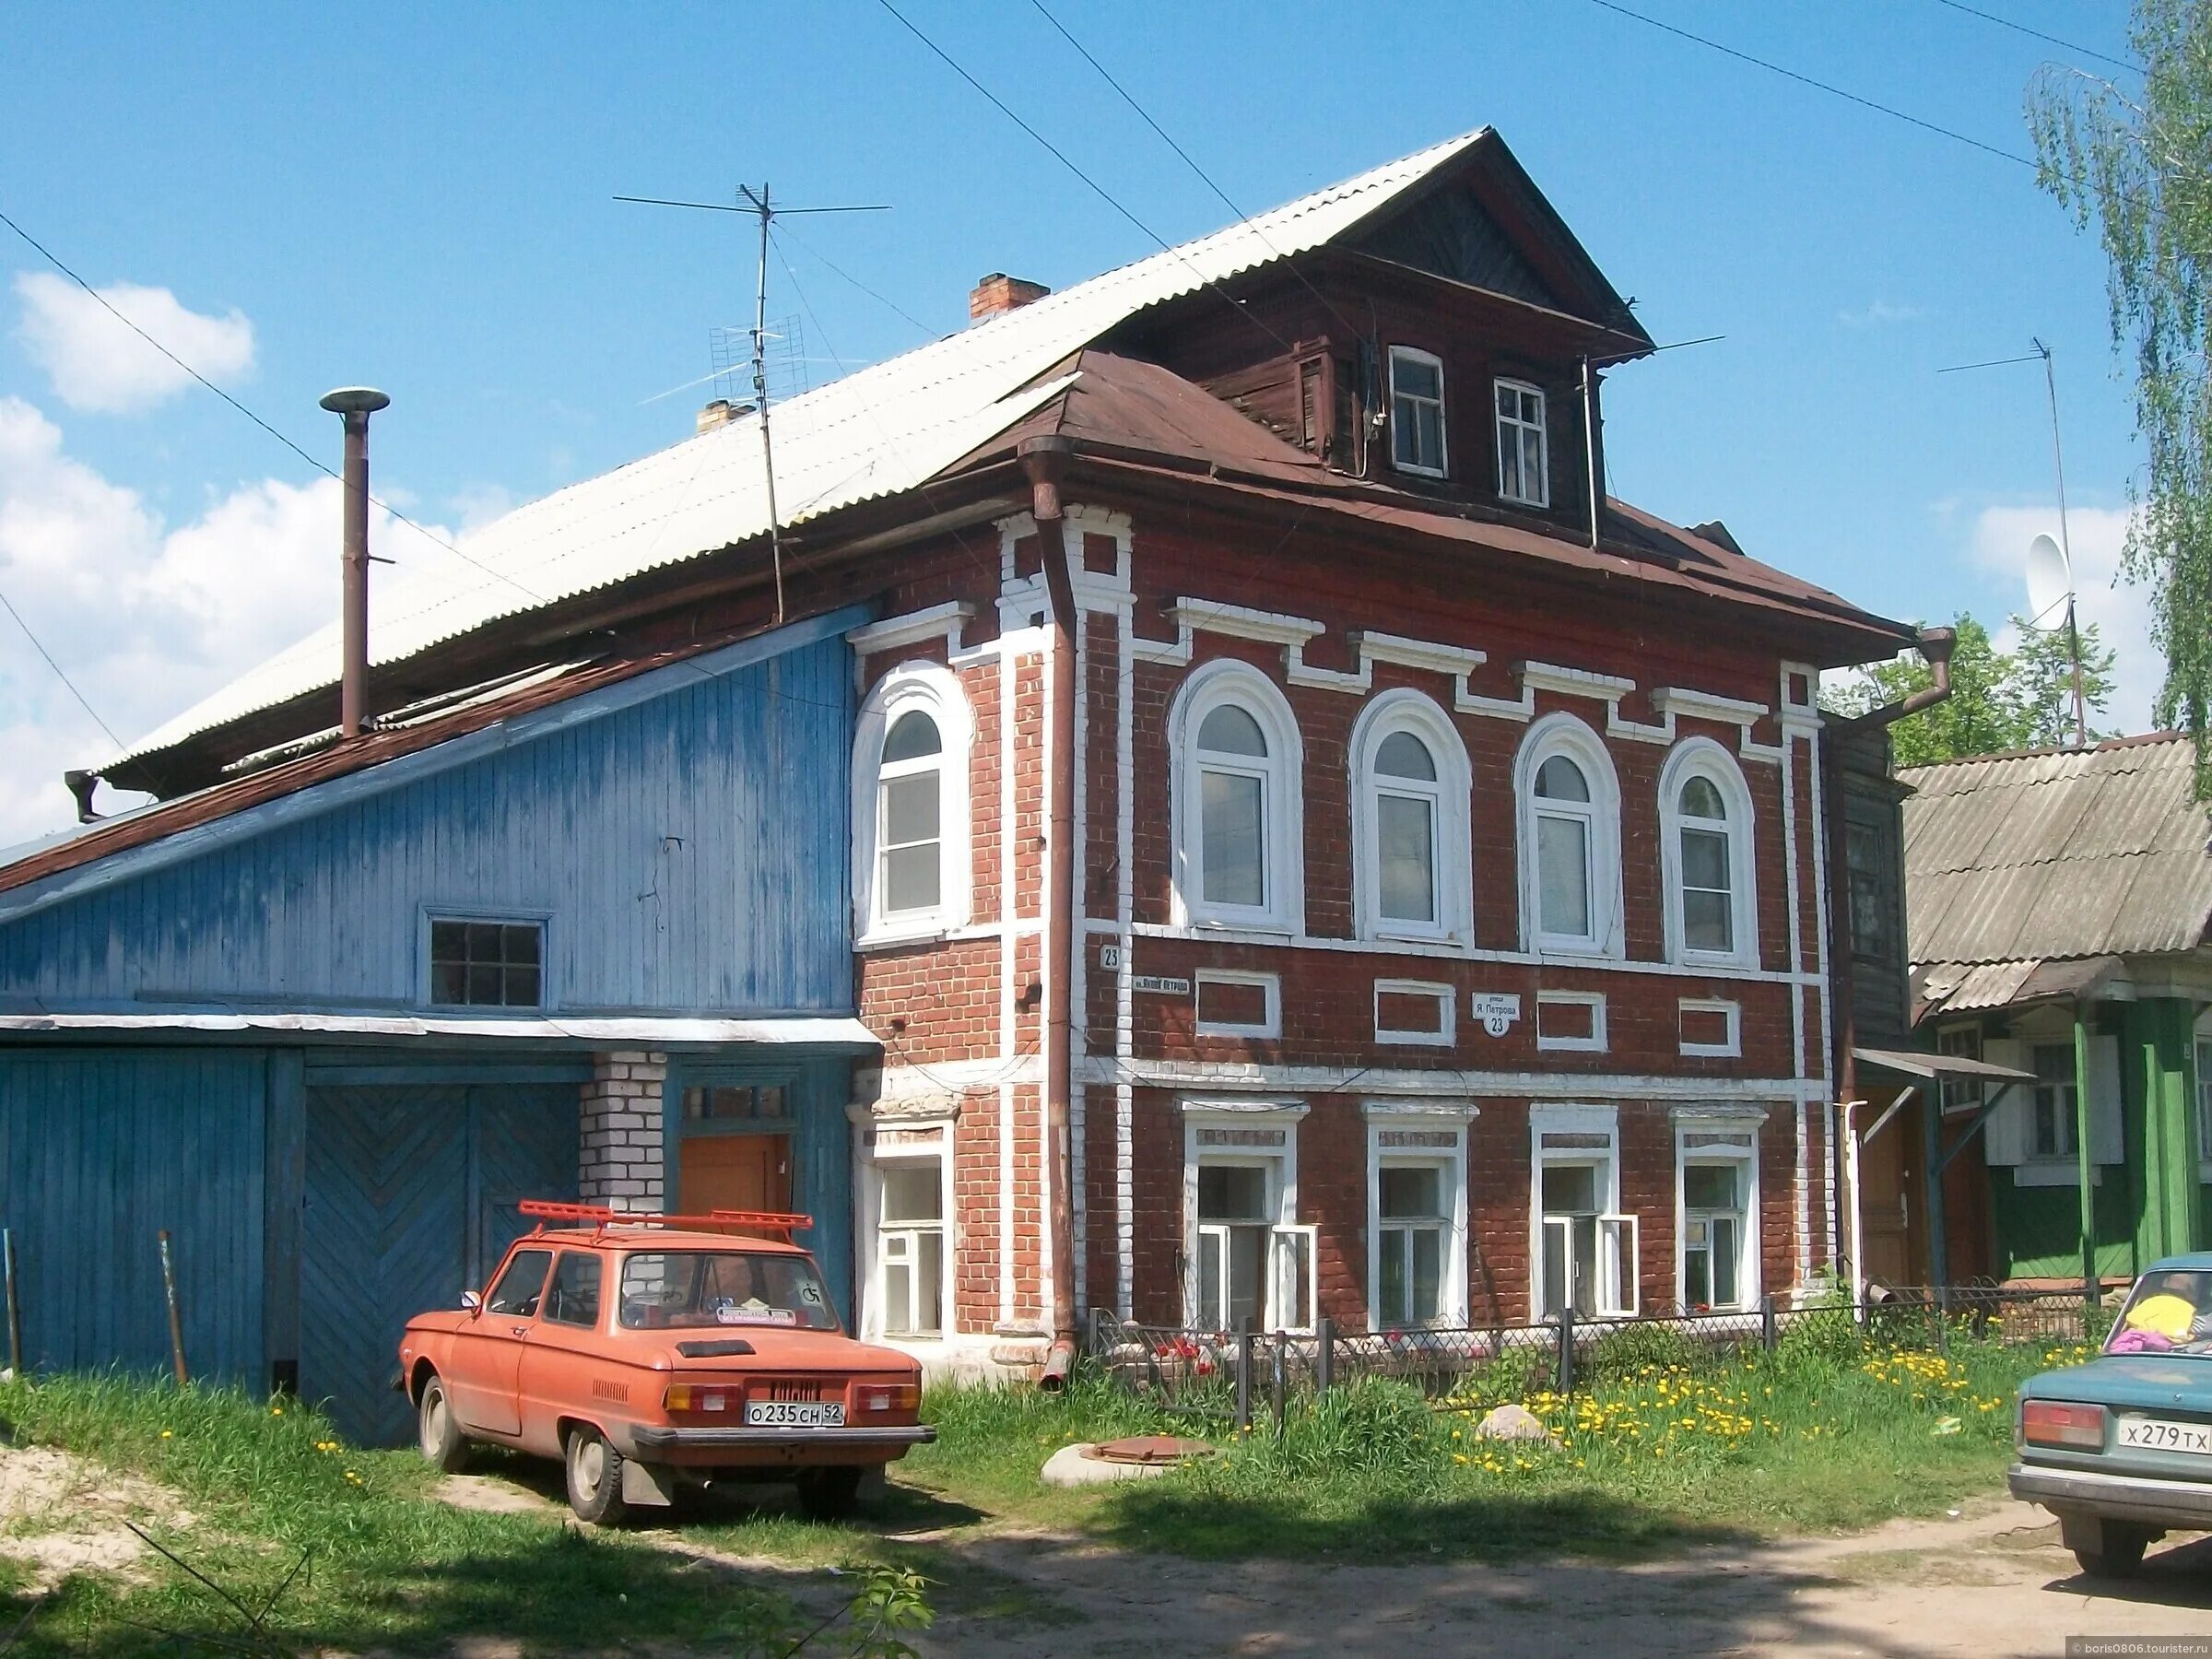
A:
429,918,543,1007
683,1084,788,1123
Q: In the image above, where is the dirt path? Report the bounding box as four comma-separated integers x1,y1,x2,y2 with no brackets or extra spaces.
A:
907,1504,2212,1659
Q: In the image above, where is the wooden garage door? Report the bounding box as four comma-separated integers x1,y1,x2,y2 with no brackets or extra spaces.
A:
300,1083,576,1446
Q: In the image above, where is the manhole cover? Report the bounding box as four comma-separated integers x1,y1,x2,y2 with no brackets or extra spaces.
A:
1084,1435,1214,1465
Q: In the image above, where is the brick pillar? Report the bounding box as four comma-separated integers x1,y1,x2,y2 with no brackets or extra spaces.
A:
580,1050,668,1211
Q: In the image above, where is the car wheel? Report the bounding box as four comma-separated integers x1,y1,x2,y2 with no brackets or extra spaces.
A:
796,1465,863,1521
417,1375,469,1474
564,1427,629,1526
2074,1524,2151,1579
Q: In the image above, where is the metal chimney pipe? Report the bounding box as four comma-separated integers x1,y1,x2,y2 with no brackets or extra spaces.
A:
319,387,391,736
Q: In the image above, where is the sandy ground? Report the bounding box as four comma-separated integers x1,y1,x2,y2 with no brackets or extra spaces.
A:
0,1442,192,1589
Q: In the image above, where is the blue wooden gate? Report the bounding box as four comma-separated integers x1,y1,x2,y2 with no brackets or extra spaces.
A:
300,1082,576,1445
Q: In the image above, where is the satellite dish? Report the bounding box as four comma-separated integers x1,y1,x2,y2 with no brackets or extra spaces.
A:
2024,532,2074,629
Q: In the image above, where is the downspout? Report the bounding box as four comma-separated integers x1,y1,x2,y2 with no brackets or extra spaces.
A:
1021,434,1080,1390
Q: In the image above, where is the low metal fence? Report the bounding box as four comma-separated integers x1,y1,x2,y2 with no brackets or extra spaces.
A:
1086,1280,2107,1432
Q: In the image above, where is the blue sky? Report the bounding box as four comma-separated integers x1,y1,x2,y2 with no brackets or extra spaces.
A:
0,2,2154,841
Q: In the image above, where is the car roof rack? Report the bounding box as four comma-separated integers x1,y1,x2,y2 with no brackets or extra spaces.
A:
517,1199,814,1240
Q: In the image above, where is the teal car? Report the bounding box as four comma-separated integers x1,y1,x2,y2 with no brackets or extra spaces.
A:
2008,1254,2212,1577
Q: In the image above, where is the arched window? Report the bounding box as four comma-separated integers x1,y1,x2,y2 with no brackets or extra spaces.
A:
1658,739,1757,967
1513,714,1623,958
1349,689,1473,942
852,664,972,942
1171,660,1304,931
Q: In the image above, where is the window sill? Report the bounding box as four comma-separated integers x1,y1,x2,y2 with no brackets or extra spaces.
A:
1392,462,1448,482
1184,915,1298,939
1676,949,1759,973
2011,1160,2104,1188
1500,491,1550,512
856,922,958,953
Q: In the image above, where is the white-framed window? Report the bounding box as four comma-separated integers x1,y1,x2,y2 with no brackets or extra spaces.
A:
1365,1103,1474,1330
1535,990,1606,1053
1674,1109,1763,1313
2026,1041,2079,1163
1513,714,1623,958
852,663,973,945
1529,1103,1636,1319
857,1118,954,1343
1194,970,1280,1039
1182,1100,1312,1332
1388,346,1447,477
1937,1025,1983,1114
1658,739,1759,968
1374,980,1455,1047
1984,1030,2122,1182
1678,998,1743,1058
1348,688,1472,943
1170,660,1305,933
1494,378,1548,507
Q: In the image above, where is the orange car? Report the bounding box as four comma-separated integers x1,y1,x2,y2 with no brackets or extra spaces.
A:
396,1201,933,1524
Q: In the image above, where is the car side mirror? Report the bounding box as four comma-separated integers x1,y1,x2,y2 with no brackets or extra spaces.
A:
460,1289,482,1314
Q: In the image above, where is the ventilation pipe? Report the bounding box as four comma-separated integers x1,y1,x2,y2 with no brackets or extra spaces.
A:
1020,432,1080,1391
319,387,391,737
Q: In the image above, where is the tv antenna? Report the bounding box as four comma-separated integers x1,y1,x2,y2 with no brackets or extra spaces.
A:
616,184,890,622
1938,337,2088,747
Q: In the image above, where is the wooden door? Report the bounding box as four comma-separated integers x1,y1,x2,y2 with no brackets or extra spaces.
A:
679,1133,792,1214
1857,1096,1914,1288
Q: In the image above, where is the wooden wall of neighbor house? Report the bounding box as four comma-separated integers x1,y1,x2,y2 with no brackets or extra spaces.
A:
1827,718,1912,1051
0,631,855,1017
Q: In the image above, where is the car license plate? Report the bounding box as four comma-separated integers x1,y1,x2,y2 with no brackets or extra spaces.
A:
2116,1415,2212,1456
743,1399,845,1429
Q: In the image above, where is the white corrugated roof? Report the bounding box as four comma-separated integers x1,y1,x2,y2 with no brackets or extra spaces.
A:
109,130,1487,770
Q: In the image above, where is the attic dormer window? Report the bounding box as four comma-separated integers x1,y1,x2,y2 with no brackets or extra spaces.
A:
1387,347,1447,478
1495,380,1549,507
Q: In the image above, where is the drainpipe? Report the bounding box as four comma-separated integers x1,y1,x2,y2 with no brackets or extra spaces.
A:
1827,624,1955,1280
1020,434,1080,1391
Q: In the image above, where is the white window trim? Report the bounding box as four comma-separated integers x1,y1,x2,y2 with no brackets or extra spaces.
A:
1363,1101,1476,1331
1181,1099,1309,1331
1678,997,1744,1059
1513,712,1626,959
855,1117,956,1345
1348,688,1473,944
852,662,974,947
1673,1107,1763,1314
1494,376,1549,508
1374,979,1456,1047
1657,738,1760,970
1195,969,1281,1039
1169,658,1306,934
1535,990,1607,1053
1528,1102,1625,1320
1387,345,1448,479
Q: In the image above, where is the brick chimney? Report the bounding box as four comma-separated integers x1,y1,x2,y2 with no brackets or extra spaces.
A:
970,272,1050,322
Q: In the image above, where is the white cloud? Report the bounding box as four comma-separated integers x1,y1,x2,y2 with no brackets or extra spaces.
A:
0,395,455,847
1839,300,1927,328
1965,502,2163,734
13,271,254,414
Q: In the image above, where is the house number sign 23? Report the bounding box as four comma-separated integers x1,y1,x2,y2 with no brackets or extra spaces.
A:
1469,993,1522,1038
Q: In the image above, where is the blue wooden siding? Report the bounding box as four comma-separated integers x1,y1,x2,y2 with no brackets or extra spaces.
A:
0,1049,267,1382
0,629,856,1017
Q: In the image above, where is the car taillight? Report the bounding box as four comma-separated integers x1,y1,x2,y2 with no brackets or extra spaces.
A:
2020,1399,2106,1450
665,1384,735,1413
853,1382,921,1418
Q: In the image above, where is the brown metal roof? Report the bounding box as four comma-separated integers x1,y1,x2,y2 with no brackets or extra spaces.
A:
1901,733,2212,972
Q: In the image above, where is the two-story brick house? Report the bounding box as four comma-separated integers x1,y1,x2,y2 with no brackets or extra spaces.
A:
1,129,1928,1416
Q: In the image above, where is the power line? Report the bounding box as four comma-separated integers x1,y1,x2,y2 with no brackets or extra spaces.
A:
871,0,1299,357
1584,0,2036,170
0,204,546,606
1927,0,2142,75
0,583,124,750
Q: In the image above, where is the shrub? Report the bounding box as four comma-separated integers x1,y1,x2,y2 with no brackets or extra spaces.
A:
1587,1320,1703,1383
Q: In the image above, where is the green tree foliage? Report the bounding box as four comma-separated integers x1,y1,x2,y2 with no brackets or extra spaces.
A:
2029,0,2212,794
1821,611,2118,765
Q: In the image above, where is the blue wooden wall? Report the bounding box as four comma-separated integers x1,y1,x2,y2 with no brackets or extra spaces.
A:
0,623,857,1017
0,1049,268,1382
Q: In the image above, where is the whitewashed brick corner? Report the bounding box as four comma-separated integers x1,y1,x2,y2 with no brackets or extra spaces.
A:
579,1050,666,1212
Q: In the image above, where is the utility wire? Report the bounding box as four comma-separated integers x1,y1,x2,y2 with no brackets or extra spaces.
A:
0,583,124,750
1585,0,2036,169
0,205,545,606
1927,0,2142,75
871,0,1299,356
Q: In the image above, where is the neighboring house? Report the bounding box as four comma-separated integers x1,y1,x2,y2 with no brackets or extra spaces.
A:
0,128,1924,1417
1901,734,2212,1287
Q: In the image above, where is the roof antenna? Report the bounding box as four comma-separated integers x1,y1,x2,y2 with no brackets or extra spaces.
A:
615,185,890,625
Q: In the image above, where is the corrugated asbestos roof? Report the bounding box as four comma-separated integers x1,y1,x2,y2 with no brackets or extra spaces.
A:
1900,734,2212,972
104,131,1488,771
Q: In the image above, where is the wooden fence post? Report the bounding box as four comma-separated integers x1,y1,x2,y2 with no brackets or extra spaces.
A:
157,1230,188,1385
1235,1327,1253,1433
1316,1316,1335,1395
1556,1302,1576,1394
